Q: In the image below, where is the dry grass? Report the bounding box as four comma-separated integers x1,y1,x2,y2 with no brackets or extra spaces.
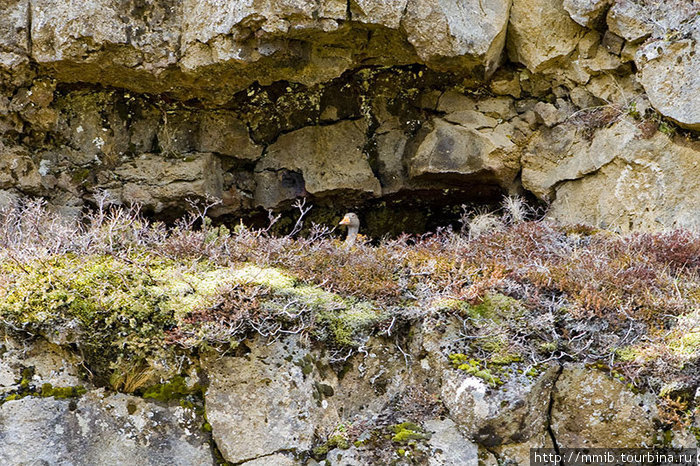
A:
0,196,699,397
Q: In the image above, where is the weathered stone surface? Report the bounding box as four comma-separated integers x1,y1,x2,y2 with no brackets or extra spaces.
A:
551,364,658,448
374,116,410,194
602,30,624,55
476,96,517,120
332,335,433,423
0,390,213,465
444,110,499,129
636,16,700,131
0,0,698,234
436,90,477,113
424,418,480,465
179,0,350,92
551,148,700,232
522,118,632,199
508,0,585,72
31,0,181,89
585,73,641,105
0,333,83,393
241,453,298,466
199,112,262,160
524,118,700,231
563,0,612,27
533,101,566,128
0,0,29,69
0,145,43,194
351,0,408,28
491,431,554,465
202,338,339,464
577,30,600,58
20,0,515,99
440,364,559,446
402,0,512,74
105,153,224,213
325,447,366,465
255,120,380,208
606,0,653,42
407,118,519,188
50,94,156,180
489,70,522,98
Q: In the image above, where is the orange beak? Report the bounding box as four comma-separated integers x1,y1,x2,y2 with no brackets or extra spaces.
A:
339,215,350,225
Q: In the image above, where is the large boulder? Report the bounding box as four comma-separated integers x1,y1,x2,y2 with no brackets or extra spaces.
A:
522,118,633,200
407,118,519,189
563,0,612,27
254,119,381,208
523,118,700,231
30,0,181,90
440,364,560,446
507,0,586,72
19,0,514,99
551,364,659,448
202,338,340,464
636,16,700,131
105,153,225,213
0,390,213,465
402,0,512,75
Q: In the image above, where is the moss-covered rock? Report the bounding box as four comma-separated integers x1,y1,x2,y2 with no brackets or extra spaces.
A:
0,255,386,389
0,255,177,387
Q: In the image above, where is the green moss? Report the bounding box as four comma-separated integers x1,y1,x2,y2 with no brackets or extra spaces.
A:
19,367,34,389
142,376,199,402
313,434,351,456
538,342,558,354
448,354,504,387
390,422,430,443
0,255,178,386
1,382,87,405
626,102,641,119
658,121,676,136
671,331,700,356
614,346,640,362
40,383,87,399
296,354,315,376
489,352,523,365
1,256,380,387
430,298,468,313
469,293,524,321
316,299,384,347
233,266,385,348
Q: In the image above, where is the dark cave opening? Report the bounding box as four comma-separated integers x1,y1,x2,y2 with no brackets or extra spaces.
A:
208,185,542,241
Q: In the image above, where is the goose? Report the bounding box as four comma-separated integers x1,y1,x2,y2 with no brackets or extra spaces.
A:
339,212,360,245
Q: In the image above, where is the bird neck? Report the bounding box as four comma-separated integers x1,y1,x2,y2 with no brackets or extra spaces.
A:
345,225,359,244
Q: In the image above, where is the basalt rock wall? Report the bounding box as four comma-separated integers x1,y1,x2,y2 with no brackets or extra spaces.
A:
2,320,693,466
1,0,699,230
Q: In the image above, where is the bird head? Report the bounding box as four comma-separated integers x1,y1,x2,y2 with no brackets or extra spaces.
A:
339,213,360,228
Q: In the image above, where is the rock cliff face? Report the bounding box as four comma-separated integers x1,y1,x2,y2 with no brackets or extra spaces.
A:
1,0,698,230
1,3,699,462
0,324,688,465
